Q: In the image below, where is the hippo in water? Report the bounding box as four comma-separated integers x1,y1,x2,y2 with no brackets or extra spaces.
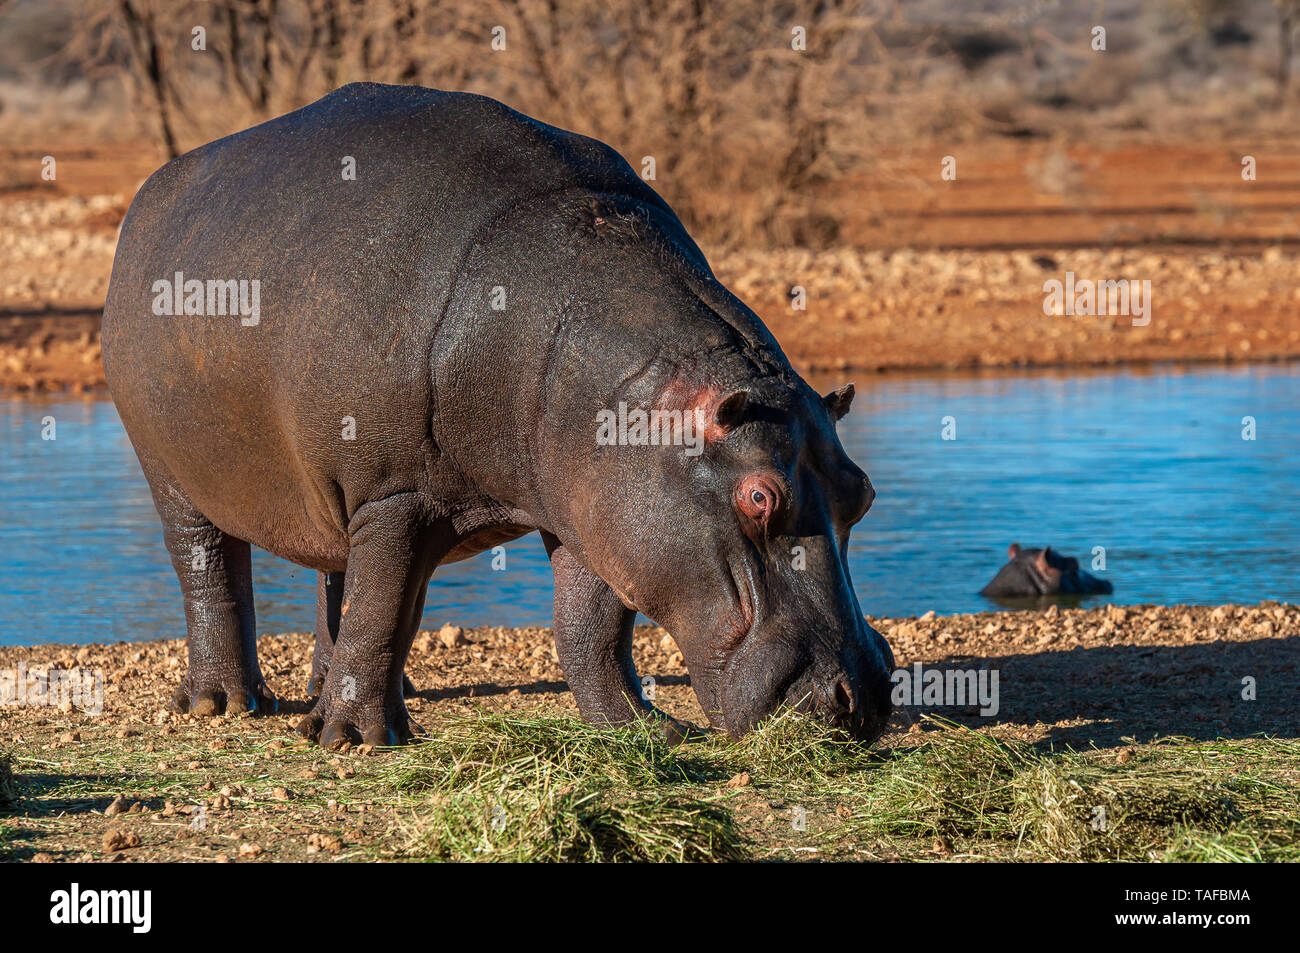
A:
102,83,894,748
980,544,1113,599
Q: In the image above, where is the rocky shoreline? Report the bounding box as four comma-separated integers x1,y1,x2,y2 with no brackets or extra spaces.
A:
3,601,1294,749
2,601,1295,862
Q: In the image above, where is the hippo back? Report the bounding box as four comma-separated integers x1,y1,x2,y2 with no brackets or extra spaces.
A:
100,84,704,560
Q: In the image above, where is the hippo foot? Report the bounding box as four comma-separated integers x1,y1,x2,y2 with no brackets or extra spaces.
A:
169,671,277,717
296,695,424,749
658,715,708,746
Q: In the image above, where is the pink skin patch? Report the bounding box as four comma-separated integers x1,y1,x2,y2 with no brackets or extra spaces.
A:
655,382,741,444
736,473,781,525
1034,548,1062,583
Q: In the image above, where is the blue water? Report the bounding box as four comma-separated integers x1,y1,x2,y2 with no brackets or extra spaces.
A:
1,363,1296,646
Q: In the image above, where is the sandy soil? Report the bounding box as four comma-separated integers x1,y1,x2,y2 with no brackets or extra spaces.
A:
1,140,1297,392
1,602,1294,861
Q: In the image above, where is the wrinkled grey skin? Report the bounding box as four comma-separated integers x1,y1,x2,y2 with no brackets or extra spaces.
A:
102,83,894,748
979,543,1113,599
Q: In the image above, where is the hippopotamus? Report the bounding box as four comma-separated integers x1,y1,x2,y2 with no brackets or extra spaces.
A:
979,544,1113,599
102,83,894,748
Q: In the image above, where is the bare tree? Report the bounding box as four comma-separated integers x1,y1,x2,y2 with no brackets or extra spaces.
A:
64,0,889,246
116,0,179,157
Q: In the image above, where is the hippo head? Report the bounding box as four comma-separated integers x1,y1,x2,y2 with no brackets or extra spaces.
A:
979,543,1114,599
569,374,894,742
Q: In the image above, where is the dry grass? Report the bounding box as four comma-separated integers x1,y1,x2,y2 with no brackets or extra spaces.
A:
2,709,1296,862
356,712,1299,862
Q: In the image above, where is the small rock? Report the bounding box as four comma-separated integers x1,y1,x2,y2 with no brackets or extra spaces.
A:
438,622,467,648
306,832,343,854
104,795,128,817
1116,747,1135,764
725,771,751,788
237,842,264,858
102,829,141,852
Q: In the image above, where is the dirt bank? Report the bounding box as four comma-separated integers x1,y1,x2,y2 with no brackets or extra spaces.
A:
1,140,1297,393
1,602,1294,861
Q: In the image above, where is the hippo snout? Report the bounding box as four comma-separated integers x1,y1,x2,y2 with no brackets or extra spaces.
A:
768,628,894,743
804,671,893,741
797,658,893,741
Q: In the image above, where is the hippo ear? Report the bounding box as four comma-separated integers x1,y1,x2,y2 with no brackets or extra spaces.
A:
713,390,749,431
1008,543,1021,560
823,383,855,421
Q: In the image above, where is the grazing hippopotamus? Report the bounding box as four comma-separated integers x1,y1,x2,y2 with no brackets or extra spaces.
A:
102,83,894,748
979,543,1113,599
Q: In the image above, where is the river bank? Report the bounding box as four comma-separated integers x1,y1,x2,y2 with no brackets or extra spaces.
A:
2,139,1299,393
1,602,1295,861
3,243,1298,393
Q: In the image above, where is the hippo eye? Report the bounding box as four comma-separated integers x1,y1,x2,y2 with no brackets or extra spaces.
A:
737,475,782,523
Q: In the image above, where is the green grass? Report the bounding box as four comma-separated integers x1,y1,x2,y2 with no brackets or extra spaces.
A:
831,725,1297,860
409,785,747,862
363,712,1299,862
372,710,748,861
4,714,1297,862
372,709,694,793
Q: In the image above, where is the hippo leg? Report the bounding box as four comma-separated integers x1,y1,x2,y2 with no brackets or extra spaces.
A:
545,534,699,743
140,453,276,716
307,571,344,698
309,570,417,699
298,498,438,748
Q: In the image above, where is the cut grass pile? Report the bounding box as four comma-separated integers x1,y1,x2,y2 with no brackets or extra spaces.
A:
835,726,1299,861
365,711,1299,862
371,711,747,861
3,711,1295,862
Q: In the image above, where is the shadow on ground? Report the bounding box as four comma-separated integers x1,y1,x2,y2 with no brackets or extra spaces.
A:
890,636,1298,747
